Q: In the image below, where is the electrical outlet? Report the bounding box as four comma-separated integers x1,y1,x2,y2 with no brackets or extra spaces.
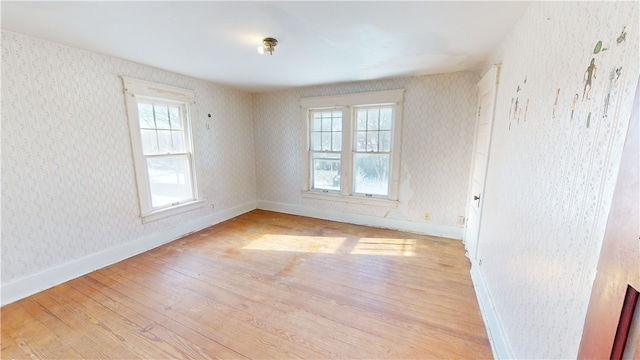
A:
457,216,465,225
211,204,215,211
423,212,430,220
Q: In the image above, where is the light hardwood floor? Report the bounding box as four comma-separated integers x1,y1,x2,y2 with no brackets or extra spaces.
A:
1,210,492,359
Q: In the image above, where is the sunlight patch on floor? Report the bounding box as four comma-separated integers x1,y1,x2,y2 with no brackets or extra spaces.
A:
242,234,416,256
242,234,346,253
351,238,416,256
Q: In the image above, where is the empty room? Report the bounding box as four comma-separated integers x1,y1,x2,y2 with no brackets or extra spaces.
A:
1,1,639,359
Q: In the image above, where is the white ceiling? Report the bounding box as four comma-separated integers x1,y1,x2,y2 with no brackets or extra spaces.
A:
1,1,530,92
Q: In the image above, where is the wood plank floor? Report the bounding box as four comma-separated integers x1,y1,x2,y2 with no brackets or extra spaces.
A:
1,210,492,359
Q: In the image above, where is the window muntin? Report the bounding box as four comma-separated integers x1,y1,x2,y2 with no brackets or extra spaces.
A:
138,102,186,155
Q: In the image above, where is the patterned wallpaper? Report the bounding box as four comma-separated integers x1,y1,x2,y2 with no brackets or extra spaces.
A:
253,72,479,228
1,30,257,283
1,28,477,292
476,2,639,358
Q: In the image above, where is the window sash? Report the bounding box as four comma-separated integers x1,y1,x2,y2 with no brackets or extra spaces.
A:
145,153,195,210
310,151,341,192
309,110,342,152
352,153,390,196
138,102,189,155
353,105,393,154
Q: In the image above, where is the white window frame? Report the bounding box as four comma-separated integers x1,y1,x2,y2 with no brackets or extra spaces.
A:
122,76,204,222
301,89,404,208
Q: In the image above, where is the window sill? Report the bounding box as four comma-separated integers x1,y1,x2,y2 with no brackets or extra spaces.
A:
141,199,205,223
302,191,398,209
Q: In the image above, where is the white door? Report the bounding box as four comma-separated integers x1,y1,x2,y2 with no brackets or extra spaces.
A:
465,65,500,261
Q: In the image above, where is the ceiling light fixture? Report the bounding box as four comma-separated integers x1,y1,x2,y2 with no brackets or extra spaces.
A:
257,37,278,55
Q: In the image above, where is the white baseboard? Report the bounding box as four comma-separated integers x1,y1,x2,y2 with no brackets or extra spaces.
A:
1,201,256,306
470,262,513,359
256,200,463,240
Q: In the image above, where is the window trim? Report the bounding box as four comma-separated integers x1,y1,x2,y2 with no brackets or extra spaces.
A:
300,89,404,207
122,76,204,222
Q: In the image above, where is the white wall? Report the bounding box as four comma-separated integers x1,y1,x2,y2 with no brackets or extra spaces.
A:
1,30,257,303
473,2,639,358
253,72,479,239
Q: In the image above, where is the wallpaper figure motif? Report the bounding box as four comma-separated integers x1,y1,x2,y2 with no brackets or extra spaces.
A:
602,66,622,118
508,76,529,130
552,88,560,118
582,58,597,101
571,93,579,120
509,98,514,120
593,40,608,54
617,26,627,44
585,26,628,127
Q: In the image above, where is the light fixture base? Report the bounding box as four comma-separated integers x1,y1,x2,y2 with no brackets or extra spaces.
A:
261,37,278,55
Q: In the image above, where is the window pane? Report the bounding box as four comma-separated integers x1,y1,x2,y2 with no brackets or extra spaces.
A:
356,131,367,151
322,116,331,131
147,155,193,208
140,129,158,154
311,153,340,191
367,109,379,130
379,131,391,152
380,108,392,130
312,114,322,131
321,132,332,151
171,130,185,152
332,114,342,131
356,110,367,130
366,131,379,152
332,132,342,151
154,105,170,129
169,107,182,130
311,132,322,151
354,153,389,196
138,103,155,129
157,130,172,153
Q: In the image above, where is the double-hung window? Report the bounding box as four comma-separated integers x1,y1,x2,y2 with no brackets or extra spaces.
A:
122,77,203,222
301,89,404,208
309,109,343,191
353,105,393,196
